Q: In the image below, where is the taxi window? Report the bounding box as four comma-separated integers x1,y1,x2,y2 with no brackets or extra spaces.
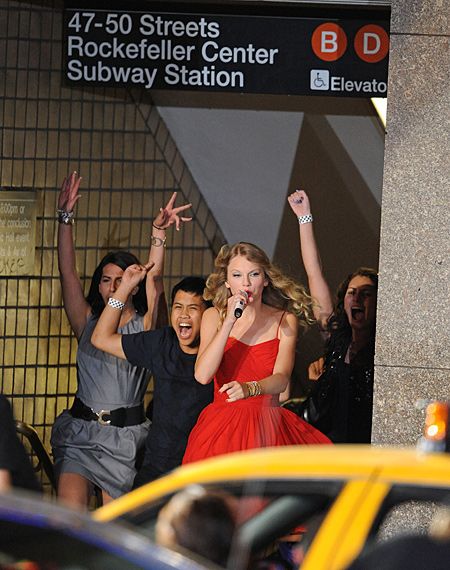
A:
121,479,343,569
235,492,333,569
363,485,450,546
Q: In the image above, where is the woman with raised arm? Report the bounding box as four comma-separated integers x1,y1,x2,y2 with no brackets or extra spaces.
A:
287,189,378,443
182,242,331,464
51,172,191,508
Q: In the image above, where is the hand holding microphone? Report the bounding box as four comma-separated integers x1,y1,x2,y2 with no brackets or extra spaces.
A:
234,290,248,319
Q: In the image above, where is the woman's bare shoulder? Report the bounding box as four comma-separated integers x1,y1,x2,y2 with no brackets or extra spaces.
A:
274,308,299,336
202,306,221,325
263,304,294,321
203,306,219,318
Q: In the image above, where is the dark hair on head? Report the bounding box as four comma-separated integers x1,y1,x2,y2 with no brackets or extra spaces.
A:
86,250,148,317
327,267,378,353
171,276,212,308
164,486,236,566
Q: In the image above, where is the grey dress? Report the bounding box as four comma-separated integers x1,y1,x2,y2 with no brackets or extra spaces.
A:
51,314,150,498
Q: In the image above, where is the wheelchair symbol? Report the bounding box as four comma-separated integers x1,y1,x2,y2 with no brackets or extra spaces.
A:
310,70,329,90
314,73,326,88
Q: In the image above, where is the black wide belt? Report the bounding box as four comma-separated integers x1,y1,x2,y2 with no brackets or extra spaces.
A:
70,397,145,427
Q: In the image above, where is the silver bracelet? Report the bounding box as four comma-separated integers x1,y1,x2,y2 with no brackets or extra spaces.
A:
57,209,74,225
108,297,125,310
151,235,166,248
298,214,313,225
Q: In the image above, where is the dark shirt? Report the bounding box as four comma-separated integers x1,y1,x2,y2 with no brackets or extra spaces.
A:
122,327,213,486
308,339,374,443
0,396,41,492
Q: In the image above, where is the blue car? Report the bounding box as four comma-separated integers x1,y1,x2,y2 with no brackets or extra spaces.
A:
0,490,212,570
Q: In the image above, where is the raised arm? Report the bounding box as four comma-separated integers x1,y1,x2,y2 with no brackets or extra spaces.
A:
57,172,90,339
143,192,192,331
287,189,333,329
220,312,299,402
91,262,153,359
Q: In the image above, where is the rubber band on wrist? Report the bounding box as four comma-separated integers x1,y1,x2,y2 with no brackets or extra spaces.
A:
108,297,125,310
298,214,313,225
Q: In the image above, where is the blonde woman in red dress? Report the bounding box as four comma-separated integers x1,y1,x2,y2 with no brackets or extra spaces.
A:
183,242,331,464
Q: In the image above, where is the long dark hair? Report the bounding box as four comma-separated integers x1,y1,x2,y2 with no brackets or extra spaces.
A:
86,250,147,317
326,267,378,356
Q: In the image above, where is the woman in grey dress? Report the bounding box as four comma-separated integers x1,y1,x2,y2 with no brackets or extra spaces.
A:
51,172,191,508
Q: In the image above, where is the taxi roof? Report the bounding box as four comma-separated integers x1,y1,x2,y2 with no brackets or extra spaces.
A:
94,445,450,522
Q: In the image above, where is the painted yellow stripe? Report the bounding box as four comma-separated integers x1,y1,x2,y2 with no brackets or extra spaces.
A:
301,479,390,570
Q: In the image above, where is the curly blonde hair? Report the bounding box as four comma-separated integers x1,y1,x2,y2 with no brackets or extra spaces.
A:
205,242,315,328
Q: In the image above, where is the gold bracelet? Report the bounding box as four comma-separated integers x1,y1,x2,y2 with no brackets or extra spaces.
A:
246,381,262,398
151,235,166,248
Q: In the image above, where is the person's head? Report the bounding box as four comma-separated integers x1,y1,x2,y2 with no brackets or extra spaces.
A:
156,485,237,566
332,267,378,340
429,503,450,540
170,277,211,354
86,251,147,317
205,242,314,326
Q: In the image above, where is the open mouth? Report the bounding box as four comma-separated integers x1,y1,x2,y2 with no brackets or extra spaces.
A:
178,322,192,339
351,307,365,321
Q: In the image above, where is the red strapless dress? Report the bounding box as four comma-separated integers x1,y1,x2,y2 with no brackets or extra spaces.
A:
183,337,331,464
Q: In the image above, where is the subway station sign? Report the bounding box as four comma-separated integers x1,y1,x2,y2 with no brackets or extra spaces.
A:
64,3,389,97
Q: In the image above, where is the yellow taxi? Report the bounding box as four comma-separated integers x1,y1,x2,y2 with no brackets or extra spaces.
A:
94,403,450,569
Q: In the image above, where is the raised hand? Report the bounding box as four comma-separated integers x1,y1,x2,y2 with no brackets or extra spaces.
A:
308,356,325,381
58,171,82,213
121,262,155,292
153,192,192,231
225,290,249,324
287,189,311,218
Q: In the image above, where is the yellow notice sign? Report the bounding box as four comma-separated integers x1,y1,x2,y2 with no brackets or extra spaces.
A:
0,191,37,276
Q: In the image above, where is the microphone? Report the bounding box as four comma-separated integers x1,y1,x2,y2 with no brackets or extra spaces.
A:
234,291,248,319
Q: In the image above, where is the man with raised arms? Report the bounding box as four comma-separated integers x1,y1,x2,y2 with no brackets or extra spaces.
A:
92,272,213,487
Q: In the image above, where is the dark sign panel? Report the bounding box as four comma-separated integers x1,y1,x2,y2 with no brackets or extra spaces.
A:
63,3,389,97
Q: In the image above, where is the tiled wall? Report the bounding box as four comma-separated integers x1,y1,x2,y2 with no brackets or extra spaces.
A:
0,0,224,491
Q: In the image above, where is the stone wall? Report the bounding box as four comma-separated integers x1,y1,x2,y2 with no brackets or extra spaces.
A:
373,0,450,444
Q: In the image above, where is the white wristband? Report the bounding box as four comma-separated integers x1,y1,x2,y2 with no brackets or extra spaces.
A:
298,214,313,225
108,297,125,310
